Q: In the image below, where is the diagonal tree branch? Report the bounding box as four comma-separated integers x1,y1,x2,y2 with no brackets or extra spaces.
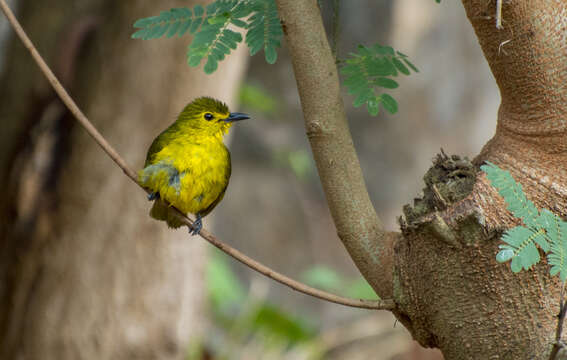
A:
0,0,394,311
275,0,395,299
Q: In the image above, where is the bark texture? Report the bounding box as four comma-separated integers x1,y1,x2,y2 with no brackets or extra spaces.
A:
278,0,567,359
0,1,247,359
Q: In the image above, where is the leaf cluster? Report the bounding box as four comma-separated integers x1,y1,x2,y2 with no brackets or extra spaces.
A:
340,44,418,116
132,0,283,74
482,162,567,281
133,3,420,119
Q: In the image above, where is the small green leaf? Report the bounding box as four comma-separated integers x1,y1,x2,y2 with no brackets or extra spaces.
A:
392,57,410,75
208,14,229,24
402,57,419,72
496,248,515,262
166,21,181,38
178,19,193,37
353,90,374,108
510,256,523,273
265,46,278,64
131,29,147,39
187,53,202,67
149,24,169,39
133,17,153,28
371,44,394,55
204,57,218,74
231,18,247,28
193,4,204,17
380,93,398,114
367,98,380,116
374,77,399,89
190,16,203,33
367,57,397,77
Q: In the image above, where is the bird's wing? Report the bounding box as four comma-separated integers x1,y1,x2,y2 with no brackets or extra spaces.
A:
139,160,183,194
144,133,166,167
144,122,179,166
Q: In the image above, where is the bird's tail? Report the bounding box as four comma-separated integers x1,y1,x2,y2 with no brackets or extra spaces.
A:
150,199,185,229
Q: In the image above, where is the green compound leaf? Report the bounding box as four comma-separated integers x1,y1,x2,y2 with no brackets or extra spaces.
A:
246,0,283,64
482,162,542,228
132,7,198,40
340,44,418,116
185,1,249,74
482,162,567,280
546,213,567,281
134,0,283,74
497,227,545,272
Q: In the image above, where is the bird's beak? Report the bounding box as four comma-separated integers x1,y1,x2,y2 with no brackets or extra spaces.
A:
225,112,250,123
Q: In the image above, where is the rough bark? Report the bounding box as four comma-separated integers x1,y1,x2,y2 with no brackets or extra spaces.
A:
278,0,567,359
0,1,247,359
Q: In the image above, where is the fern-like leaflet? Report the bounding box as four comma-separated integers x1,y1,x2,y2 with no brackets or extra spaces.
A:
132,0,283,74
340,44,418,116
246,0,283,64
132,8,197,40
482,161,567,280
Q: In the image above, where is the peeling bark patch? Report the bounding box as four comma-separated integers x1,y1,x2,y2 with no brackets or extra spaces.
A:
402,151,477,225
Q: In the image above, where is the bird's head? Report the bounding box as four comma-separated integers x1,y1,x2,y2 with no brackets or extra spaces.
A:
177,97,249,137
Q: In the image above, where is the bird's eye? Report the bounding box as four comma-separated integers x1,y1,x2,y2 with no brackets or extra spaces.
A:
204,113,214,121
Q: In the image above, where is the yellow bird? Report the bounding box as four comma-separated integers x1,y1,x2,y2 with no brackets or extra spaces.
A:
139,97,249,235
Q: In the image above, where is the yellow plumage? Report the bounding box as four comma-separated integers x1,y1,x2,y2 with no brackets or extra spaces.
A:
139,97,249,234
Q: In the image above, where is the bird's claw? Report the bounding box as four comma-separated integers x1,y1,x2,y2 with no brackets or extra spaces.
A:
189,214,203,236
148,192,160,201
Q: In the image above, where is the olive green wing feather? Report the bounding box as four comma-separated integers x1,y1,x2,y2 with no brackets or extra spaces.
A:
144,122,180,166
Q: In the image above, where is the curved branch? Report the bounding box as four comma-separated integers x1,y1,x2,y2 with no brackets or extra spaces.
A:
0,0,394,311
275,0,394,299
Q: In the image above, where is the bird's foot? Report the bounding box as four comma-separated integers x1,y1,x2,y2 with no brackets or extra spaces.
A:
148,192,160,201
189,214,203,236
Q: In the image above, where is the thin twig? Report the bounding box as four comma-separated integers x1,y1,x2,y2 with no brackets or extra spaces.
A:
550,282,567,360
495,0,503,29
0,0,395,311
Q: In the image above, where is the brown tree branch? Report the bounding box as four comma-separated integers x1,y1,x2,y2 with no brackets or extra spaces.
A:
275,0,394,299
0,0,394,311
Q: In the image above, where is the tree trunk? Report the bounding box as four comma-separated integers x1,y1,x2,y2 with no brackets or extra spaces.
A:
393,1,567,358
277,0,567,358
0,1,247,359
